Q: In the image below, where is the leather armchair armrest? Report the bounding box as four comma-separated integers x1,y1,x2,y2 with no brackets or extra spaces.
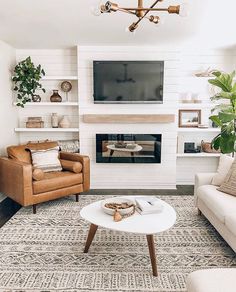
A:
0,157,33,206
59,152,90,192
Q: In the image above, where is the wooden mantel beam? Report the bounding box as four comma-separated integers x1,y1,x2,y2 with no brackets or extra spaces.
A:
83,114,175,124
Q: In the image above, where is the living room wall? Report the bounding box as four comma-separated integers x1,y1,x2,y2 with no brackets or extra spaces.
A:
0,40,18,155
78,46,235,188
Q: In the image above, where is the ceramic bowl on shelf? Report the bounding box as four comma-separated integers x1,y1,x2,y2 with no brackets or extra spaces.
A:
101,197,135,216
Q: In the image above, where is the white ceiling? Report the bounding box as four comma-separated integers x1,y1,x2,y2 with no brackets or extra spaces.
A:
0,0,235,49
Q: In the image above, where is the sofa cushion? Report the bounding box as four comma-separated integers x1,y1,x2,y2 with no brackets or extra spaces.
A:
7,141,58,164
225,214,236,237
186,268,236,292
197,184,236,223
33,171,83,194
211,154,234,186
218,158,236,197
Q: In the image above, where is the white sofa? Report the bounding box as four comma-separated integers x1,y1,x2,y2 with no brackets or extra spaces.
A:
194,173,236,252
186,268,236,292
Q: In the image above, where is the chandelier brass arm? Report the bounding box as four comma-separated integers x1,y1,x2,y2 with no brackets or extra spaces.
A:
129,0,161,32
98,0,188,32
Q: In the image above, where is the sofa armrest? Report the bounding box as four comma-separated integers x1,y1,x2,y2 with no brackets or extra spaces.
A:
194,173,216,205
59,152,90,192
0,157,33,206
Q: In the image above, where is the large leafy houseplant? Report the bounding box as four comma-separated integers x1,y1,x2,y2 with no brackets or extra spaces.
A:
208,70,236,154
12,56,46,107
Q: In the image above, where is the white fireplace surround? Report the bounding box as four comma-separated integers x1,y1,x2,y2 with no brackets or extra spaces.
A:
78,46,180,189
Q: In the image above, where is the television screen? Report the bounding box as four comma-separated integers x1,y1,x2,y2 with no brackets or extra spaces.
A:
93,61,164,104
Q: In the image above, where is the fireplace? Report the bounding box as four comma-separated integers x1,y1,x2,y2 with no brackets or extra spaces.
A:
96,134,161,163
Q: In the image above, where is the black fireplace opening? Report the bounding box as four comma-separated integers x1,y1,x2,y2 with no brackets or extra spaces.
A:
96,134,162,163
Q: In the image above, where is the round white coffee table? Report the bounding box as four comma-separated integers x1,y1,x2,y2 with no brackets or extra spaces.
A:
80,196,176,277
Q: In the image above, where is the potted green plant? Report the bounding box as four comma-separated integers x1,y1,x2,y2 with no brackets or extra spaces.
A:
208,70,236,154
12,56,46,107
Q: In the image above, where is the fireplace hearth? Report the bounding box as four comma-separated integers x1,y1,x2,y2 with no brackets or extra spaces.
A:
96,134,162,163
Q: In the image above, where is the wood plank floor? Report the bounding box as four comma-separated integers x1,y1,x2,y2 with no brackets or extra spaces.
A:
0,198,21,228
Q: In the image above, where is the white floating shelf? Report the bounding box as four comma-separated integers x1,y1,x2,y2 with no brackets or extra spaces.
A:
15,128,79,132
178,128,220,133
177,153,220,158
13,102,78,107
178,103,216,108
42,76,78,80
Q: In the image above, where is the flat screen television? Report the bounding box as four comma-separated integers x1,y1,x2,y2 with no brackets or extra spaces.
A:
93,61,164,104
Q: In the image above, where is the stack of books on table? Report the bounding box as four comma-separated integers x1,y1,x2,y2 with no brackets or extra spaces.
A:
135,196,164,215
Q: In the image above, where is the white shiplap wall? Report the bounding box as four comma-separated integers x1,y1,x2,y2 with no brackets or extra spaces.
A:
177,49,235,184
78,46,180,189
78,46,235,188
15,49,79,144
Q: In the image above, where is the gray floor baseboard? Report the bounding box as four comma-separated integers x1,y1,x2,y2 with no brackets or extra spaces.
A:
84,185,194,196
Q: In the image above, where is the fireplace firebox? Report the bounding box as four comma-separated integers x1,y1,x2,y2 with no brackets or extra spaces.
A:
96,134,161,163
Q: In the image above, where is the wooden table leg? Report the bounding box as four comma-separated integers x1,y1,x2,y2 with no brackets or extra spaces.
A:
84,224,98,253
146,234,158,277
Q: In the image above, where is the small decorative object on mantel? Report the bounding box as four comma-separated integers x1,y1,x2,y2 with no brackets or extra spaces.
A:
201,140,221,153
195,67,216,77
32,95,41,102
101,197,135,222
51,113,59,128
61,81,72,102
59,115,70,128
26,117,44,128
50,90,62,102
12,56,45,108
179,109,201,128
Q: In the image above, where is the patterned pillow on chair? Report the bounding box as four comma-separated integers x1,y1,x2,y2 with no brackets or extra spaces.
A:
28,146,62,172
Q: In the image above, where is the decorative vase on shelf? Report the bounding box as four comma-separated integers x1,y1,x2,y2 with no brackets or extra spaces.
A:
51,113,59,128
59,115,70,128
32,95,41,102
50,90,62,102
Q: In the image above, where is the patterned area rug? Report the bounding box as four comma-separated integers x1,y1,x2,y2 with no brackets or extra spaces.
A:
0,195,235,292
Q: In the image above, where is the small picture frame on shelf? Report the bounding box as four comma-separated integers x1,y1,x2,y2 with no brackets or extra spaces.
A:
179,109,201,128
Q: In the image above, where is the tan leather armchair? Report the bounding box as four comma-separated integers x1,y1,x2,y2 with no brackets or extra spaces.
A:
0,141,90,213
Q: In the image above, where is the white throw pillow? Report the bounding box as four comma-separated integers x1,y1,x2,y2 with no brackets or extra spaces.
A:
29,146,62,172
211,154,234,186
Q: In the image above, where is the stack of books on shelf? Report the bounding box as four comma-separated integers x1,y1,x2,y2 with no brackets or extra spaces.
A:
135,196,163,215
26,117,44,128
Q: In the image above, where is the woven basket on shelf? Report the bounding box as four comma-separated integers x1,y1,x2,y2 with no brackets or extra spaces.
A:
201,140,220,153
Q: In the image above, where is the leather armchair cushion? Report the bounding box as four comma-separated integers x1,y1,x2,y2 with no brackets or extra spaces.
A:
32,168,45,181
33,171,83,194
60,159,82,173
7,141,58,164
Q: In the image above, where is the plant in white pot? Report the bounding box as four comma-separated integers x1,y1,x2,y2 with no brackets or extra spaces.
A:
12,56,46,107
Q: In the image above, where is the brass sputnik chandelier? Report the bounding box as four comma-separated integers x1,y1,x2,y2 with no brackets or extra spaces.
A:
92,0,189,32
